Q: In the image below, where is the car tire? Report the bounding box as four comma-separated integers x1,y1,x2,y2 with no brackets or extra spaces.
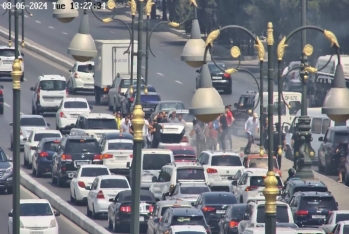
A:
0,106,3,114
86,204,92,217
92,205,98,219
108,217,113,229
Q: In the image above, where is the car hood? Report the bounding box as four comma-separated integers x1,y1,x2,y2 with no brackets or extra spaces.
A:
0,161,11,169
20,216,55,228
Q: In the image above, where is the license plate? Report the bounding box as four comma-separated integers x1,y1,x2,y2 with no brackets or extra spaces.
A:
143,108,152,111
115,156,127,160
216,210,225,214
312,215,326,219
139,216,144,221
44,99,54,102
212,76,221,79
221,175,228,179
76,161,89,166
3,60,13,64
70,114,79,118
163,128,178,133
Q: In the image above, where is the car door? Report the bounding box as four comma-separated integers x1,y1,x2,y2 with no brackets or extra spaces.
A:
88,178,98,209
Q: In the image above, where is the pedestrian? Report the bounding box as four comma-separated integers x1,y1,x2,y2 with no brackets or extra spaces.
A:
226,105,234,149
120,115,131,134
273,122,286,168
151,118,163,148
147,119,153,148
119,93,128,117
219,112,229,151
190,119,206,154
114,111,122,130
142,117,150,148
168,110,180,123
263,117,269,152
207,118,219,150
244,113,259,154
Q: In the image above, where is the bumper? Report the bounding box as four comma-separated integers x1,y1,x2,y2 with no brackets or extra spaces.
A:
74,80,94,90
94,199,112,214
0,70,12,78
19,227,59,234
75,186,89,201
37,103,60,112
109,168,130,177
37,161,52,174
0,177,13,189
212,80,232,90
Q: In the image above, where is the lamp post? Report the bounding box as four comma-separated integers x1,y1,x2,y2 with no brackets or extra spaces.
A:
277,26,340,178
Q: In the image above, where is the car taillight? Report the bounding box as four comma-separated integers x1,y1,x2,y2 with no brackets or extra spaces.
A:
296,210,309,216
78,181,85,188
103,87,110,93
130,97,134,102
130,154,133,158
120,205,131,213
37,87,40,100
0,90,2,95
61,154,72,160
223,73,231,78
206,168,218,173
229,221,239,227
103,154,113,159
202,206,215,212
39,152,49,157
74,73,79,78
97,190,105,199
60,112,66,118
30,146,36,150
94,154,103,160
148,206,154,213
245,186,259,191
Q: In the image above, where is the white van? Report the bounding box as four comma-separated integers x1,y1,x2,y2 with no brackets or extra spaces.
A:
254,92,301,139
243,227,296,234
284,108,349,162
315,54,349,76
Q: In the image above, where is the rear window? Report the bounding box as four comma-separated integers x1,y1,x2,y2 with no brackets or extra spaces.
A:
64,101,88,109
180,186,210,194
121,79,145,88
65,140,100,153
334,132,349,144
124,195,152,202
100,179,129,189
160,102,185,111
293,186,328,193
142,154,171,170
176,168,205,181
205,194,237,204
208,63,226,73
0,49,16,57
230,205,247,220
42,141,60,152
257,205,289,223
249,158,278,169
300,196,337,210
172,149,196,155
250,176,283,187
171,215,206,226
80,167,110,177
20,117,46,126
108,142,133,150
336,214,349,222
211,156,242,166
140,95,160,102
39,80,66,91
34,133,61,142
311,118,323,134
86,119,117,129
77,64,94,73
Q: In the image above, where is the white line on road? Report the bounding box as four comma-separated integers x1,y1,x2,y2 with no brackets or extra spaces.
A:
62,32,68,35
35,20,41,24
24,15,28,18
24,78,27,81
141,66,145,69
4,103,11,107
175,80,182,84
157,72,164,76
49,26,54,29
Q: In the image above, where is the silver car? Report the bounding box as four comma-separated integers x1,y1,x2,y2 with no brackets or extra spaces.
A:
10,115,50,150
164,182,211,203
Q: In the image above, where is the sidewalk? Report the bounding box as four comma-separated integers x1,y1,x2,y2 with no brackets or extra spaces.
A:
231,135,349,209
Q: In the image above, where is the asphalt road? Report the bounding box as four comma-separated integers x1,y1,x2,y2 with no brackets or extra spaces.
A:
0,185,87,234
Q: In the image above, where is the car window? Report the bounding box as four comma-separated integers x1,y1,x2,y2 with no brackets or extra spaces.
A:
39,80,66,91
77,64,94,73
100,179,129,189
160,103,185,111
0,150,8,162
204,194,237,204
64,101,88,109
211,156,242,166
334,132,349,144
108,142,133,150
140,94,160,102
42,141,60,152
20,203,53,216
171,215,206,226
34,133,61,142
176,168,205,181
65,139,100,153
343,225,349,233
311,118,323,134
250,176,283,187
80,168,109,177
0,48,16,57
86,119,117,129
180,186,210,194
172,150,196,155
293,186,327,193
256,205,289,223
336,214,349,223
300,196,337,210
230,205,247,221
20,117,46,126
142,154,171,170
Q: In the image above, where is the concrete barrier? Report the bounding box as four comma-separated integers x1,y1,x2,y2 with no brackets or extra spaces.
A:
20,172,110,234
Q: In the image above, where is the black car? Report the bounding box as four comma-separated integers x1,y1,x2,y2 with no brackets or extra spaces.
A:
108,190,156,233
193,192,238,233
0,84,4,114
218,204,247,234
288,191,338,227
280,179,328,203
51,135,102,187
196,62,232,94
31,137,62,177
125,84,157,104
0,147,12,193
156,207,211,234
130,92,161,118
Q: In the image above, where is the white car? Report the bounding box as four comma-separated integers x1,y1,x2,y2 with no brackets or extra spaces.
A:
67,61,94,94
232,168,283,203
69,164,111,204
23,130,62,169
170,225,207,234
0,45,24,81
100,138,133,176
321,210,349,233
86,175,131,219
55,97,91,132
8,199,60,234
31,75,68,115
10,114,50,150
327,221,349,234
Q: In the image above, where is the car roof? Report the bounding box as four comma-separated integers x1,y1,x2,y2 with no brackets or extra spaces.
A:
20,199,50,204
104,132,133,140
205,151,240,157
20,114,45,119
32,129,60,134
290,179,327,187
171,207,202,215
65,135,95,140
142,149,173,153
96,175,128,180
178,182,208,187
75,61,94,65
40,75,66,81
295,191,332,197
63,97,88,102
165,162,203,169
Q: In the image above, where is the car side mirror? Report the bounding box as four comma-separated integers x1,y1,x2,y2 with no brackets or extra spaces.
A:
85,186,91,190
8,212,13,217
30,87,35,91
153,217,160,223
9,123,13,126
22,138,27,141
227,176,233,180
196,70,200,73
107,85,111,89
318,136,324,141
47,123,51,126
126,162,131,168
234,103,238,108
152,176,157,182
54,211,60,216
89,105,93,110
231,180,237,186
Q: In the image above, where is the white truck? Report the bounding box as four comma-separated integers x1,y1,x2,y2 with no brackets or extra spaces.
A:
93,40,138,105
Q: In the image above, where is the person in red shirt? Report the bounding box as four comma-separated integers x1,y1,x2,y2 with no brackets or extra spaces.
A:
226,105,234,150
207,118,219,150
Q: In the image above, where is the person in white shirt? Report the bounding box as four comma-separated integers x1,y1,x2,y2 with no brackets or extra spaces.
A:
142,118,149,148
244,112,260,154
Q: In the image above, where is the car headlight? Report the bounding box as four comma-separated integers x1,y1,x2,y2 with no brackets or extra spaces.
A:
50,219,56,228
5,167,12,173
6,177,12,181
20,220,24,228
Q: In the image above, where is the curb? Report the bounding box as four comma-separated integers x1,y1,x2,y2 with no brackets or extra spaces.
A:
20,172,110,234
0,26,74,69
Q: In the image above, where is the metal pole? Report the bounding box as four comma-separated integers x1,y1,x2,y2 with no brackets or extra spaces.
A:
263,22,278,234
21,0,24,48
130,1,145,234
301,0,306,50
277,61,282,167
12,1,22,233
259,61,264,153
8,0,12,47
145,16,149,88
129,16,135,94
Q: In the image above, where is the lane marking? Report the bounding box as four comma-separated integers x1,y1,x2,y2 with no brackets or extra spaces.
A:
24,15,28,18
24,78,27,81
4,103,11,107
49,26,54,29
175,80,182,84
35,20,41,24
62,32,68,35
141,66,145,69
157,72,164,76
110,31,115,34
20,112,24,115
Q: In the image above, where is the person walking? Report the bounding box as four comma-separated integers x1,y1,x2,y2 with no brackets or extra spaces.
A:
151,118,163,148
226,105,234,150
219,112,229,150
273,122,286,168
190,119,206,154
207,118,219,150
142,118,150,148
244,113,259,154
120,116,131,134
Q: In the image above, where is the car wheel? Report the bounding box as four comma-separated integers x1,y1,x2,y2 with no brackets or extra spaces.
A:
86,203,92,217
32,164,36,176
7,187,13,194
92,205,98,219
108,216,113,229
0,106,3,114
51,170,57,184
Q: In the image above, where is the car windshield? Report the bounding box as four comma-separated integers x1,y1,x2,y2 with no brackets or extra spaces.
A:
108,142,133,150
249,158,278,169
176,168,205,182
34,133,61,142
0,150,8,162
171,215,206,226
180,186,210,194
205,194,237,204
142,154,171,170
42,141,60,152
65,140,100,153
100,179,129,188
208,63,225,73
141,95,160,102
64,101,88,109
160,102,185,111
0,49,16,57
39,80,66,91
20,203,53,216
300,196,337,210
336,214,349,222
293,186,328,193
80,168,109,177
334,132,349,144
86,119,117,129
172,149,196,155
211,156,242,166
77,64,94,73
250,176,283,187
231,205,247,221
121,79,145,88
257,206,289,223
20,117,46,126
